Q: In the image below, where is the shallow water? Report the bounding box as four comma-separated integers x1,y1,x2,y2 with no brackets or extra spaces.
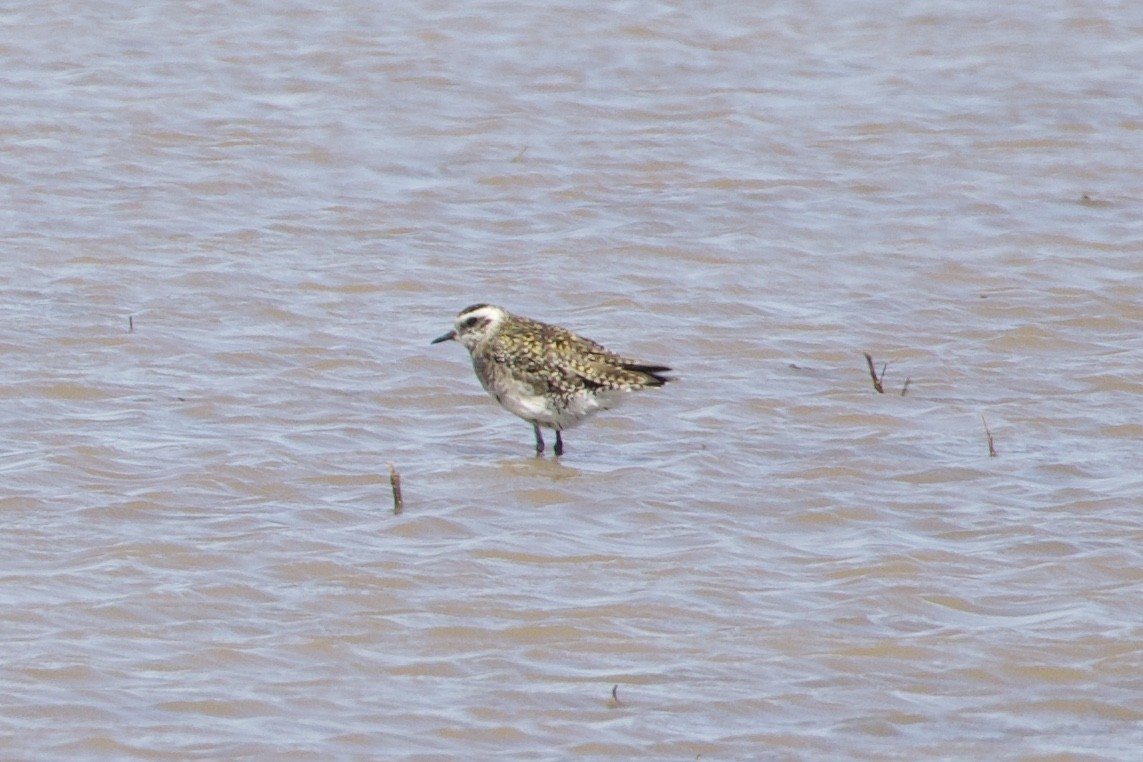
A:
2,1,1142,759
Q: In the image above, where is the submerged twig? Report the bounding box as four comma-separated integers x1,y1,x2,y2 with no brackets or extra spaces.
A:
865,352,910,395
389,463,404,514
980,415,997,457
864,352,885,394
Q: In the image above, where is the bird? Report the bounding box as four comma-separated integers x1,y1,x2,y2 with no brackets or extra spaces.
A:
431,304,672,456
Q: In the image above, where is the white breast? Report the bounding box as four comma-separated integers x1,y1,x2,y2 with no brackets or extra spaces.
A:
488,377,625,431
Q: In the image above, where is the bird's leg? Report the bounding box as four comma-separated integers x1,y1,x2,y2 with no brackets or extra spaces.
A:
554,430,564,457
532,423,545,456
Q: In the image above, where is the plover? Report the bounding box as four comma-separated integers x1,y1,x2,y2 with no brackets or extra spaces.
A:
431,304,672,456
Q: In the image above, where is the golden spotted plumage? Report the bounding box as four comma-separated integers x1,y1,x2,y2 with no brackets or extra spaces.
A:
432,304,671,456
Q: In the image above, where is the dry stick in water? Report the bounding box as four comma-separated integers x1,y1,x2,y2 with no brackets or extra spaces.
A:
389,463,404,514
981,415,998,457
864,352,885,393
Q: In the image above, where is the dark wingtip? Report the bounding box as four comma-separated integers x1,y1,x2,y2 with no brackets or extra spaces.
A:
627,363,673,386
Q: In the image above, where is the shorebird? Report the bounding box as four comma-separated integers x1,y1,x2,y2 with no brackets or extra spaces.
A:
431,304,672,456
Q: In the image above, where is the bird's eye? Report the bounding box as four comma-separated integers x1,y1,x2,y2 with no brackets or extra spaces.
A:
464,317,479,328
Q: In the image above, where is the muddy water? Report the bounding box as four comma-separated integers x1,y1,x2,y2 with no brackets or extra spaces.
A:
2,1,1141,759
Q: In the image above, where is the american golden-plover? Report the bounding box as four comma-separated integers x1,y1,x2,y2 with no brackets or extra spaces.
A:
431,304,672,456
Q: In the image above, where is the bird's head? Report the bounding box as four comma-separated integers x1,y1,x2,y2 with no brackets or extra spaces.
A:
431,303,509,350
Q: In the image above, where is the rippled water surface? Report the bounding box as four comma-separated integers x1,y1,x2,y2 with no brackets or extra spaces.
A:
2,1,1142,759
